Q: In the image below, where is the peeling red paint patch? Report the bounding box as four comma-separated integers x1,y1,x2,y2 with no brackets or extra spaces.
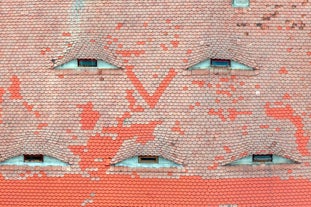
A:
136,41,146,45
116,23,123,30
229,85,236,92
227,108,252,121
23,101,33,112
223,146,231,153
62,32,71,37
0,88,5,103
160,44,168,51
77,102,100,130
34,111,41,118
283,93,291,100
208,108,226,122
192,80,205,88
102,113,162,145
175,25,181,30
126,66,177,108
260,125,269,129
216,90,232,97
126,90,144,112
207,162,218,170
171,40,179,48
172,121,185,135
37,123,48,130
8,75,22,100
279,67,288,74
220,78,229,82
116,50,145,57
33,131,40,135
215,155,224,161
70,133,123,171
265,103,310,156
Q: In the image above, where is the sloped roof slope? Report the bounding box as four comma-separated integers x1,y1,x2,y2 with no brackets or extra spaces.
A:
0,0,311,206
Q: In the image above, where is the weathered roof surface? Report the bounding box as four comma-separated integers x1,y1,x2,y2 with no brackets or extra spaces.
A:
1,0,311,206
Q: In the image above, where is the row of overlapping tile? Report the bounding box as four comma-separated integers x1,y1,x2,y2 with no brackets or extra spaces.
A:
0,0,311,206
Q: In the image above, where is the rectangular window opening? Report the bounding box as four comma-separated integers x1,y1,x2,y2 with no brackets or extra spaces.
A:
252,154,273,163
232,0,250,7
23,154,44,163
211,59,231,67
138,156,159,164
78,59,97,67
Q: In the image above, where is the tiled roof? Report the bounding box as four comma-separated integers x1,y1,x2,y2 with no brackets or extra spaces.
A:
1,0,311,206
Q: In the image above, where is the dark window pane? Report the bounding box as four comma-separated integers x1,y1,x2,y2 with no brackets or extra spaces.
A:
78,59,97,67
24,154,44,162
211,59,231,67
252,154,273,162
138,156,159,163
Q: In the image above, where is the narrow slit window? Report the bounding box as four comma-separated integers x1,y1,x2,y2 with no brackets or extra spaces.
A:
78,59,97,67
252,154,273,163
211,59,231,67
23,154,44,163
138,156,159,164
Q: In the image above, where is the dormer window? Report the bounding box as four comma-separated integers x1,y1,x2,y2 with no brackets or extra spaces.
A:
252,154,272,163
114,156,181,168
0,155,69,166
188,59,253,71
226,154,298,166
24,154,44,163
232,0,249,8
55,59,119,70
211,59,231,67
138,156,159,164
78,59,97,67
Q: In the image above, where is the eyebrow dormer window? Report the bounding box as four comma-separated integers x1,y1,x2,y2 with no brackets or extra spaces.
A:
226,154,298,166
114,156,181,168
24,154,44,163
188,58,255,74
78,59,97,67
0,155,69,166
211,59,231,67
55,59,119,70
252,154,273,163
138,156,159,164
